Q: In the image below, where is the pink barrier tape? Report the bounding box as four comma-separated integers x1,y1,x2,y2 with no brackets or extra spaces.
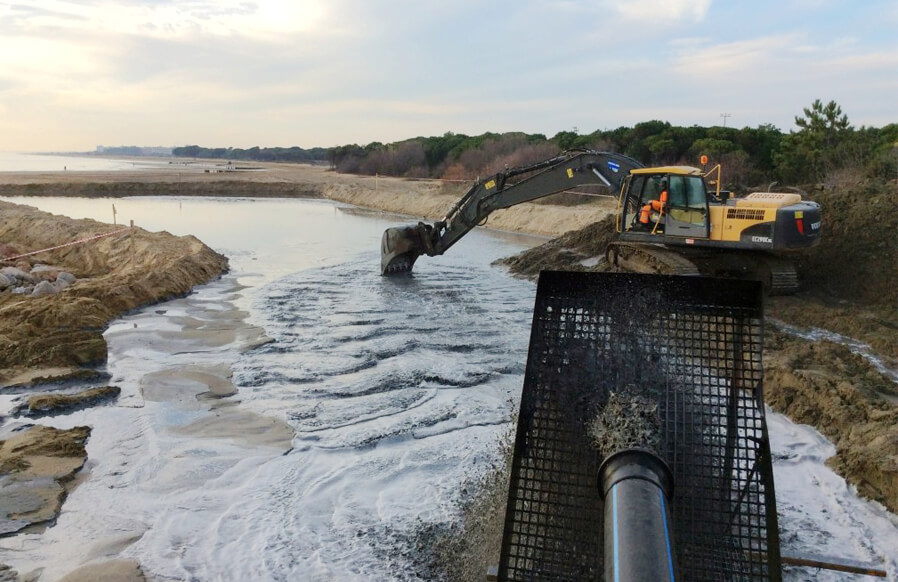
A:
566,190,616,198
1,226,132,263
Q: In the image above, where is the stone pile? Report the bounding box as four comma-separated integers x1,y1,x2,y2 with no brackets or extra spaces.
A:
0,264,78,297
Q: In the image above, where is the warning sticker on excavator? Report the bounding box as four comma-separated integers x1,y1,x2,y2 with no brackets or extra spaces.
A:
566,168,574,179
607,160,621,172
485,179,496,190
794,210,804,218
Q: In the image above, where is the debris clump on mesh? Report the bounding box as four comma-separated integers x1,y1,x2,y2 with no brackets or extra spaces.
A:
587,387,663,458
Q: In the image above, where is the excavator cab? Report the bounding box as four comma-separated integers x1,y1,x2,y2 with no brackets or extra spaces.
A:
620,168,710,239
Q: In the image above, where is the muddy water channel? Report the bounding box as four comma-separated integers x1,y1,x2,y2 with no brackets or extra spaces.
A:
2,196,897,581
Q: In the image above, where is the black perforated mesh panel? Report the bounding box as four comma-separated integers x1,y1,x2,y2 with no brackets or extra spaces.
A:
498,271,781,582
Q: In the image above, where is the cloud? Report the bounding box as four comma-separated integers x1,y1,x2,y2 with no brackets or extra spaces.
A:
0,0,333,40
0,0,895,151
671,34,799,77
614,0,711,21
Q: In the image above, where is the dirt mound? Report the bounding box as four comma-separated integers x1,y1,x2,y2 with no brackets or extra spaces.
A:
764,329,898,512
767,182,898,360
497,215,618,279
0,200,228,383
798,183,898,307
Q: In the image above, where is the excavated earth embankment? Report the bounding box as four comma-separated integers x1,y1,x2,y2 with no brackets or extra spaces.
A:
0,200,228,383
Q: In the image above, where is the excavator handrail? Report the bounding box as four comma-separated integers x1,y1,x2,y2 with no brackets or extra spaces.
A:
704,163,723,199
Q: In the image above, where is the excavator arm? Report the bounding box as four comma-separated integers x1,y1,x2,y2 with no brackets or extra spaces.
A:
381,149,643,274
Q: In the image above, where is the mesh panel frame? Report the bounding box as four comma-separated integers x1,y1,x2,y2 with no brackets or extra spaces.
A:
498,271,781,582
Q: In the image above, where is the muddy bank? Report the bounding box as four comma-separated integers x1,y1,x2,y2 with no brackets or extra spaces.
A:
0,425,90,535
497,215,618,279
13,386,121,418
412,439,512,582
764,330,898,512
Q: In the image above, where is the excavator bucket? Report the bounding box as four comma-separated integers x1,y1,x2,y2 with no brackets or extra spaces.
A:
381,225,427,275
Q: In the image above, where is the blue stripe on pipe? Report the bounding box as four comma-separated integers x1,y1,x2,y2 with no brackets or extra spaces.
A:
660,488,675,581
613,485,620,582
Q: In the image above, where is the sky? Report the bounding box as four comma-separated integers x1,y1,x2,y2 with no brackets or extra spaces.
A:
0,0,896,152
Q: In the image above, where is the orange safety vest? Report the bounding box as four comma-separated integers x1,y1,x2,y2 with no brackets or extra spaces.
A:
639,190,668,224
639,204,651,224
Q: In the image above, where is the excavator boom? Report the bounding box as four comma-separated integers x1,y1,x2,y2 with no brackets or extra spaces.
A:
381,150,643,274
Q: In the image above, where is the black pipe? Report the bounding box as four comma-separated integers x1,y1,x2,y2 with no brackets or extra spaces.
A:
598,449,677,582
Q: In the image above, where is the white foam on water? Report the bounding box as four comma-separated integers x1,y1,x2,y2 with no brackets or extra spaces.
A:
769,410,898,581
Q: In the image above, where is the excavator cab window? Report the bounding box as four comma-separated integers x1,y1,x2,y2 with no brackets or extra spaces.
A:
623,175,646,228
665,174,710,236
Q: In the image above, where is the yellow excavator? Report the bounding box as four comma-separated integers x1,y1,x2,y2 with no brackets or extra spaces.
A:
380,149,821,293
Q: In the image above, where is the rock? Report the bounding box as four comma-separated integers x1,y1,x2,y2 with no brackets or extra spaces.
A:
0,273,12,290
17,386,121,418
54,277,71,291
57,271,77,285
1,266,32,283
0,425,91,536
12,286,33,295
31,264,67,282
30,270,59,283
31,280,58,297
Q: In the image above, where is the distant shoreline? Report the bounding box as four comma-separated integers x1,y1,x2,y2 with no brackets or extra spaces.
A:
0,163,617,239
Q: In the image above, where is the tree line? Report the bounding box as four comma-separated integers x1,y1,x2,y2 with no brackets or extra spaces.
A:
176,100,897,189
172,145,331,164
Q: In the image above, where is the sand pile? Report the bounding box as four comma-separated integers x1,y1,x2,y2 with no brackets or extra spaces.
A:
0,200,228,384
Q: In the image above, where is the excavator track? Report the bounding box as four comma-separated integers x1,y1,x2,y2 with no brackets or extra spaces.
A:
606,242,701,276
606,242,801,295
760,255,800,295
